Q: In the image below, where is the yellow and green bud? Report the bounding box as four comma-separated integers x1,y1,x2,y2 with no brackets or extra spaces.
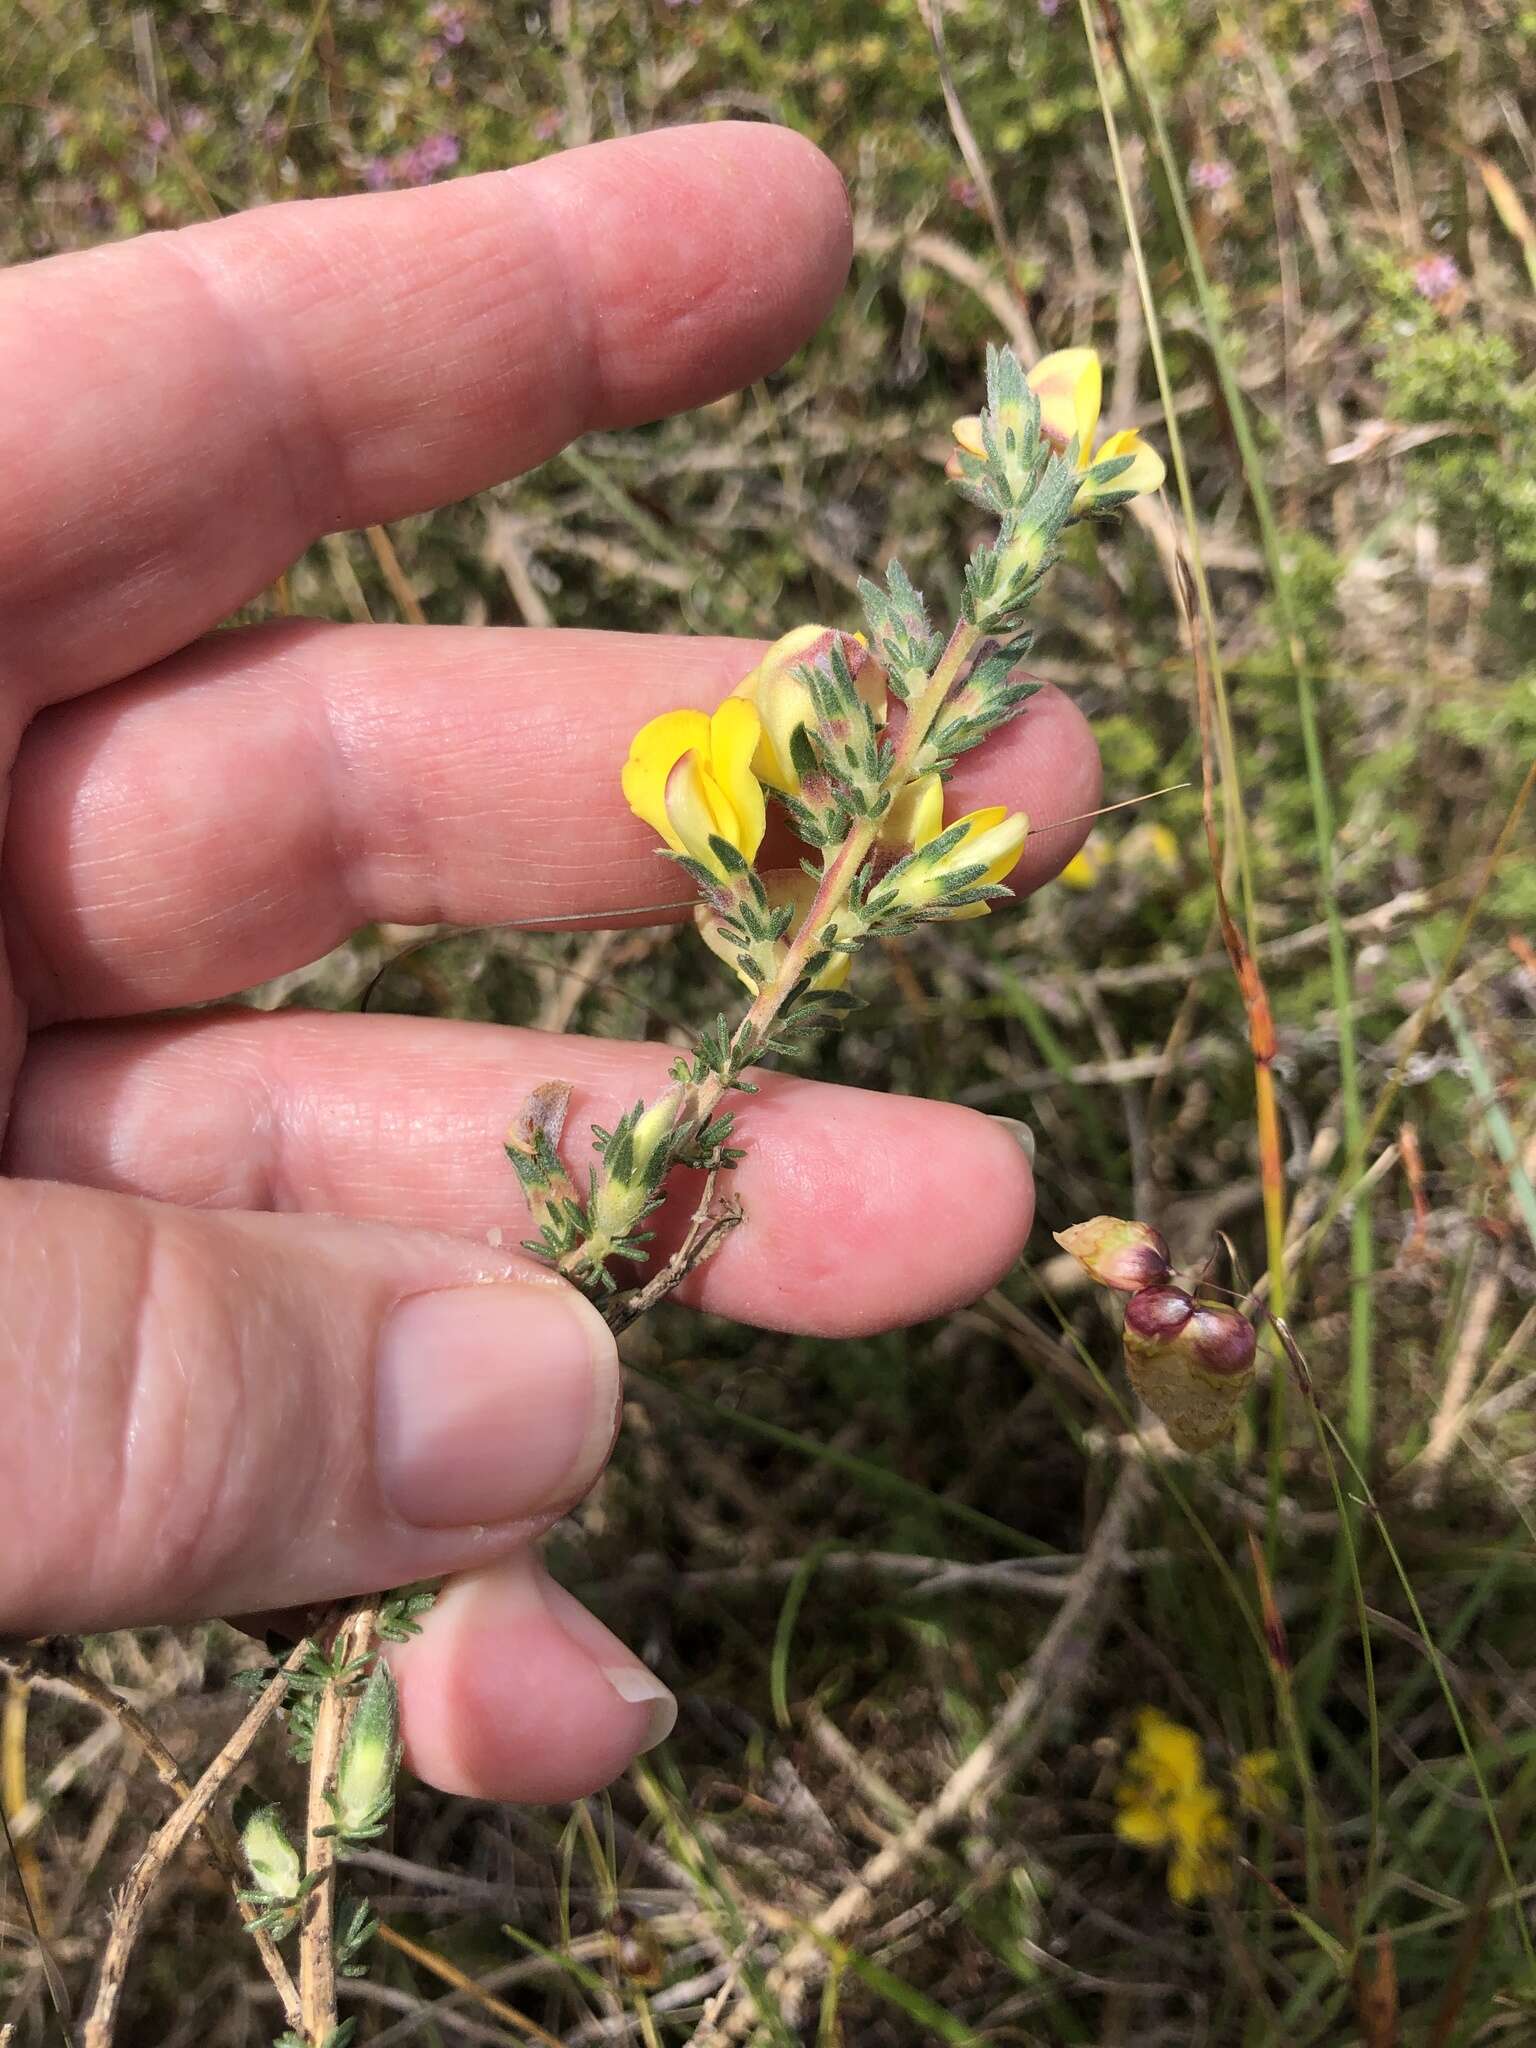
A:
587,1089,684,1247
949,346,1165,511
731,624,887,795
871,780,1027,923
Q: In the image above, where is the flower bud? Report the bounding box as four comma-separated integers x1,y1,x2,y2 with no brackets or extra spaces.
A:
732,626,886,794
588,1089,684,1245
238,1799,302,1903
332,1661,401,1840
1121,1287,1257,1453
1054,1216,1172,1294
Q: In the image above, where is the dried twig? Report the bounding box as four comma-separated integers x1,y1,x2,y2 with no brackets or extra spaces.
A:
603,1167,742,1336
718,1468,1144,2037
0,1642,302,2031
80,1635,313,2047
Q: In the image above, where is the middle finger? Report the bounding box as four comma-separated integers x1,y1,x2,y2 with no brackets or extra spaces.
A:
7,620,1101,1021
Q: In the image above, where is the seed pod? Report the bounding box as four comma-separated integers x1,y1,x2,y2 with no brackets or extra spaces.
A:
1122,1286,1257,1452
1054,1216,1172,1295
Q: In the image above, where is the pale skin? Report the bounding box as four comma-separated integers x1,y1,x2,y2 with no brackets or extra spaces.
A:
0,123,1100,1802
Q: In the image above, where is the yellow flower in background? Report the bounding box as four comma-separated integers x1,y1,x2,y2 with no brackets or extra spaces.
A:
1059,833,1111,890
1166,1784,1234,1905
1059,821,1180,892
1115,1708,1234,1905
622,700,767,879
1234,1749,1285,1820
951,347,1165,506
1124,820,1180,872
731,625,887,794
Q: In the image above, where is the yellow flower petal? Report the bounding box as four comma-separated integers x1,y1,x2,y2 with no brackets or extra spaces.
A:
1029,347,1102,463
621,709,712,849
1115,1801,1173,1849
708,697,767,859
663,749,729,863
930,806,1028,919
1132,1711,1205,1798
951,413,985,458
1090,427,1166,498
879,771,946,853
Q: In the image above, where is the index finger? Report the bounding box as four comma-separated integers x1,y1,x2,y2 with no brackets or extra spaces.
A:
0,123,850,710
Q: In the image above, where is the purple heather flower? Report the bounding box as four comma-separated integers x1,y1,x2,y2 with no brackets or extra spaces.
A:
398,131,460,184
179,105,213,137
361,156,394,191
1190,158,1234,194
1413,253,1461,303
1038,0,1061,16
144,115,170,147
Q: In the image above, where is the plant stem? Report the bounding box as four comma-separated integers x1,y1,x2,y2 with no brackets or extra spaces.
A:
299,1603,377,2043
568,617,985,1294
700,619,983,1122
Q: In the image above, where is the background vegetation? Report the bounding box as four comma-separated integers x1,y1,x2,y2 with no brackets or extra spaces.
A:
4,0,1535,2040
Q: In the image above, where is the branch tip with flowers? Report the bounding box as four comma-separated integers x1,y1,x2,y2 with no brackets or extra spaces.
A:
506,344,1169,1317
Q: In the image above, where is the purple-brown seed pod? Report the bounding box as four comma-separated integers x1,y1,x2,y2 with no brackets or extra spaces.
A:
1186,1305,1259,1379
1054,1216,1173,1295
1123,1283,1194,1338
1121,1288,1258,1454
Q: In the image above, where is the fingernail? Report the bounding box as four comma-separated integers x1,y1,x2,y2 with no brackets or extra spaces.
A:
375,1283,621,1528
541,1576,678,1753
991,1114,1036,1164
601,1664,678,1751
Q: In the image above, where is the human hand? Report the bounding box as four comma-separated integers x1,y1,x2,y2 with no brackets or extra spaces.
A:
0,124,1099,1800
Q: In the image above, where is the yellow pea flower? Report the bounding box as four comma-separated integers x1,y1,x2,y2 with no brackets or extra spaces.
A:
1115,1708,1237,1905
1166,1785,1234,1905
876,772,1027,921
1234,1749,1285,1819
951,347,1165,506
622,700,767,878
732,625,886,793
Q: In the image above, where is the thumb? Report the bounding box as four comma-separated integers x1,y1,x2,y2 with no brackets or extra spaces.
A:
3,1178,621,1634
